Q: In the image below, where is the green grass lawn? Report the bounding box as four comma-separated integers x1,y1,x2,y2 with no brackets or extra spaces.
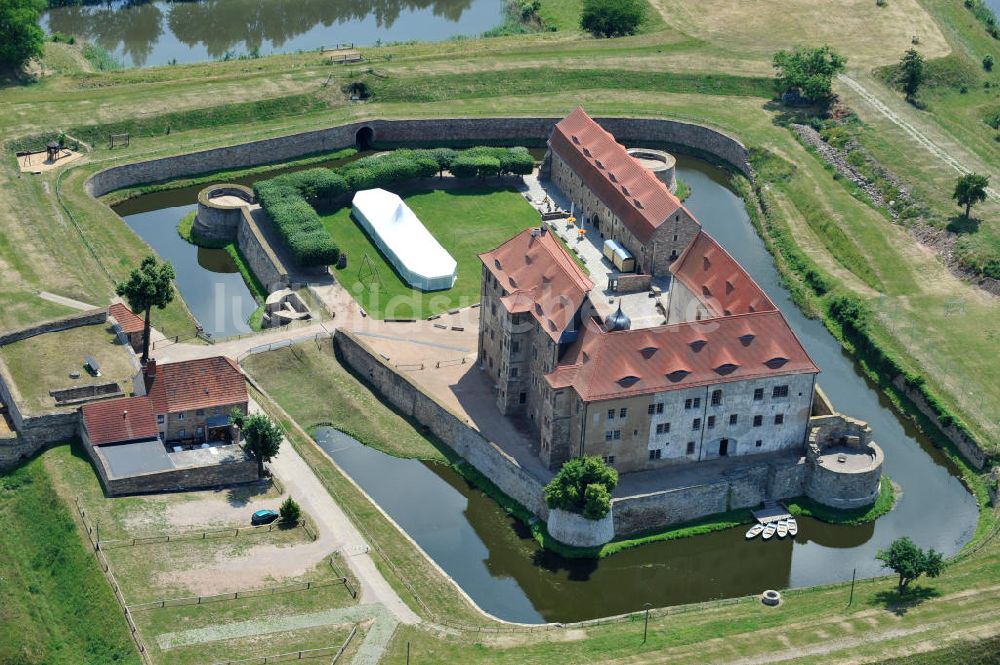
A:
321,186,539,319
0,452,139,665
243,342,447,462
0,323,136,412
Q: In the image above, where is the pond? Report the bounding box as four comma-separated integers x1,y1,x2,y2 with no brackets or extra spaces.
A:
42,0,504,69
312,154,978,625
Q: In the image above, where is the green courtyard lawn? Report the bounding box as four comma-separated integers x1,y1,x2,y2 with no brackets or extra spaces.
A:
321,186,540,319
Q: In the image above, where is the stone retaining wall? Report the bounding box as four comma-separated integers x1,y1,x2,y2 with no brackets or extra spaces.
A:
332,329,549,519
0,308,107,346
193,184,254,242
237,208,289,293
892,376,988,470
85,117,749,198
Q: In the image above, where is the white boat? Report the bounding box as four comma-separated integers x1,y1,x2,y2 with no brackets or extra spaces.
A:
776,519,788,538
787,517,798,537
762,522,777,540
745,523,765,539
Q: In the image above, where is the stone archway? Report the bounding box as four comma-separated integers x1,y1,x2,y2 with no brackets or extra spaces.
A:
355,126,375,150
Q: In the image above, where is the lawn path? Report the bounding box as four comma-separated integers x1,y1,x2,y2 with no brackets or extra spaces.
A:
837,74,1000,201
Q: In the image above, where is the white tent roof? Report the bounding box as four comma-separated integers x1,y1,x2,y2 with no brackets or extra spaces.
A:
351,188,457,290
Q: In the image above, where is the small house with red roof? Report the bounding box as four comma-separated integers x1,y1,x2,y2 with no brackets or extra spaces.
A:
78,356,256,495
545,107,701,276
143,356,248,445
108,302,146,354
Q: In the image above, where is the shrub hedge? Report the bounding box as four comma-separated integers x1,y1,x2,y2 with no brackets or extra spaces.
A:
253,146,536,267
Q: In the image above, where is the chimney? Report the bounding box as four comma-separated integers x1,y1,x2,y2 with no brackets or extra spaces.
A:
540,225,548,236
145,359,157,377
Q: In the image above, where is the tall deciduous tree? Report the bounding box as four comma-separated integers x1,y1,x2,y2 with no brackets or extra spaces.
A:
115,255,175,364
772,45,847,104
876,537,944,593
953,173,990,219
898,48,925,103
242,412,283,478
0,0,45,71
580,0,646,38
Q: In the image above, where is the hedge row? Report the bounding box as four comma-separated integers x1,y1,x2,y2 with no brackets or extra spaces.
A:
253,146,536,267
254,170,341,267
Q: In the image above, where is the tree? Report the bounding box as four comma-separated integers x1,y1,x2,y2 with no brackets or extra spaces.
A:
544,456,618,519
772,45,847,104
0,0,46,71
242,412,283,477
580,0,646,38
876,537,944,593
898,48,925,103
279,496,301,525
115,255,175,365
984,54,995,72
953,173,990,219
230,407,245,430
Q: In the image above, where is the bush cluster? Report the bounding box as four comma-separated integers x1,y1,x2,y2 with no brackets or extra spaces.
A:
544,456,618,520
253,146,535,267
254,174,341,267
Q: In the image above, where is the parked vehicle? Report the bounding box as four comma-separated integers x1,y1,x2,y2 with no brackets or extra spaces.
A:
251,509,279,526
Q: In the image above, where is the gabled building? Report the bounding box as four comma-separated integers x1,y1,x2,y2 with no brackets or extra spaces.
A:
479,108,824,474
143,356,248,445
108,302,146,354
545,107,701,276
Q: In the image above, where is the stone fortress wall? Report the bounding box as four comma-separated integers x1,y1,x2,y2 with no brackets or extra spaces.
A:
195,184,290,293
333,329,883,545
78,116,886,545
0,310,112,466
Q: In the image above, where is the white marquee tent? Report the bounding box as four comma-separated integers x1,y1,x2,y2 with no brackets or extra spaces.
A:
351,188,458,291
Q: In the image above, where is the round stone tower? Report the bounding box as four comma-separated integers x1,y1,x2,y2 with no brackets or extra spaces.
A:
627,148,677,194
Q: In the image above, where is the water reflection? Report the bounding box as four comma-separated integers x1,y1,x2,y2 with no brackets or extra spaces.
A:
43,0,498,68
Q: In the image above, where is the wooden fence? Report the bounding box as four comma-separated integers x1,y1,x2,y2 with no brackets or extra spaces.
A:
211,625,358,665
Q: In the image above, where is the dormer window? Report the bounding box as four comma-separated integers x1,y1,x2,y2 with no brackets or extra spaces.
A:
702,257,711,270
494,258,502,270
689,339,707,352
572,135,580,144
739,333,755,346
535,303,543,315
583,147,592,157
639,346,657,359
765,356,789,369
618,376,641,387
702,286,712,297
508,276,517,288
609,173,617,182
715,363,739,375
725,281,734,294
634,199,643,209
621,185,630,196
595,159,604,169
666,369,690,382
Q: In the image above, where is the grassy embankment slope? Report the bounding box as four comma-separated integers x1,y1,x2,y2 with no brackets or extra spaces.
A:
1,0,999,660
0,454,139,665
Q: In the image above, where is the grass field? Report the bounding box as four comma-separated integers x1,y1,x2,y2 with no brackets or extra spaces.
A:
0,322,136,411
0,451,139,665
322,186,539,319
243,343,447,462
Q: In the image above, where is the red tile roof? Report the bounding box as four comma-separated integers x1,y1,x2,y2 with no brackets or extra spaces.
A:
109,302,145,335
548,107,693,243
479,228,593,342
145,356,247,415
670,230,775,317
82,395,160,446
546,312,818,401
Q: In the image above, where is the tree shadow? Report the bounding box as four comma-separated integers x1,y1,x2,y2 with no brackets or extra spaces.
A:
223,479,272,507
873,585,940,616
946,214,980,234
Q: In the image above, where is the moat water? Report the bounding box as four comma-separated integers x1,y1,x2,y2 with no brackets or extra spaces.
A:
41,0,503,69
112,151,363,338
116,152,979,623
